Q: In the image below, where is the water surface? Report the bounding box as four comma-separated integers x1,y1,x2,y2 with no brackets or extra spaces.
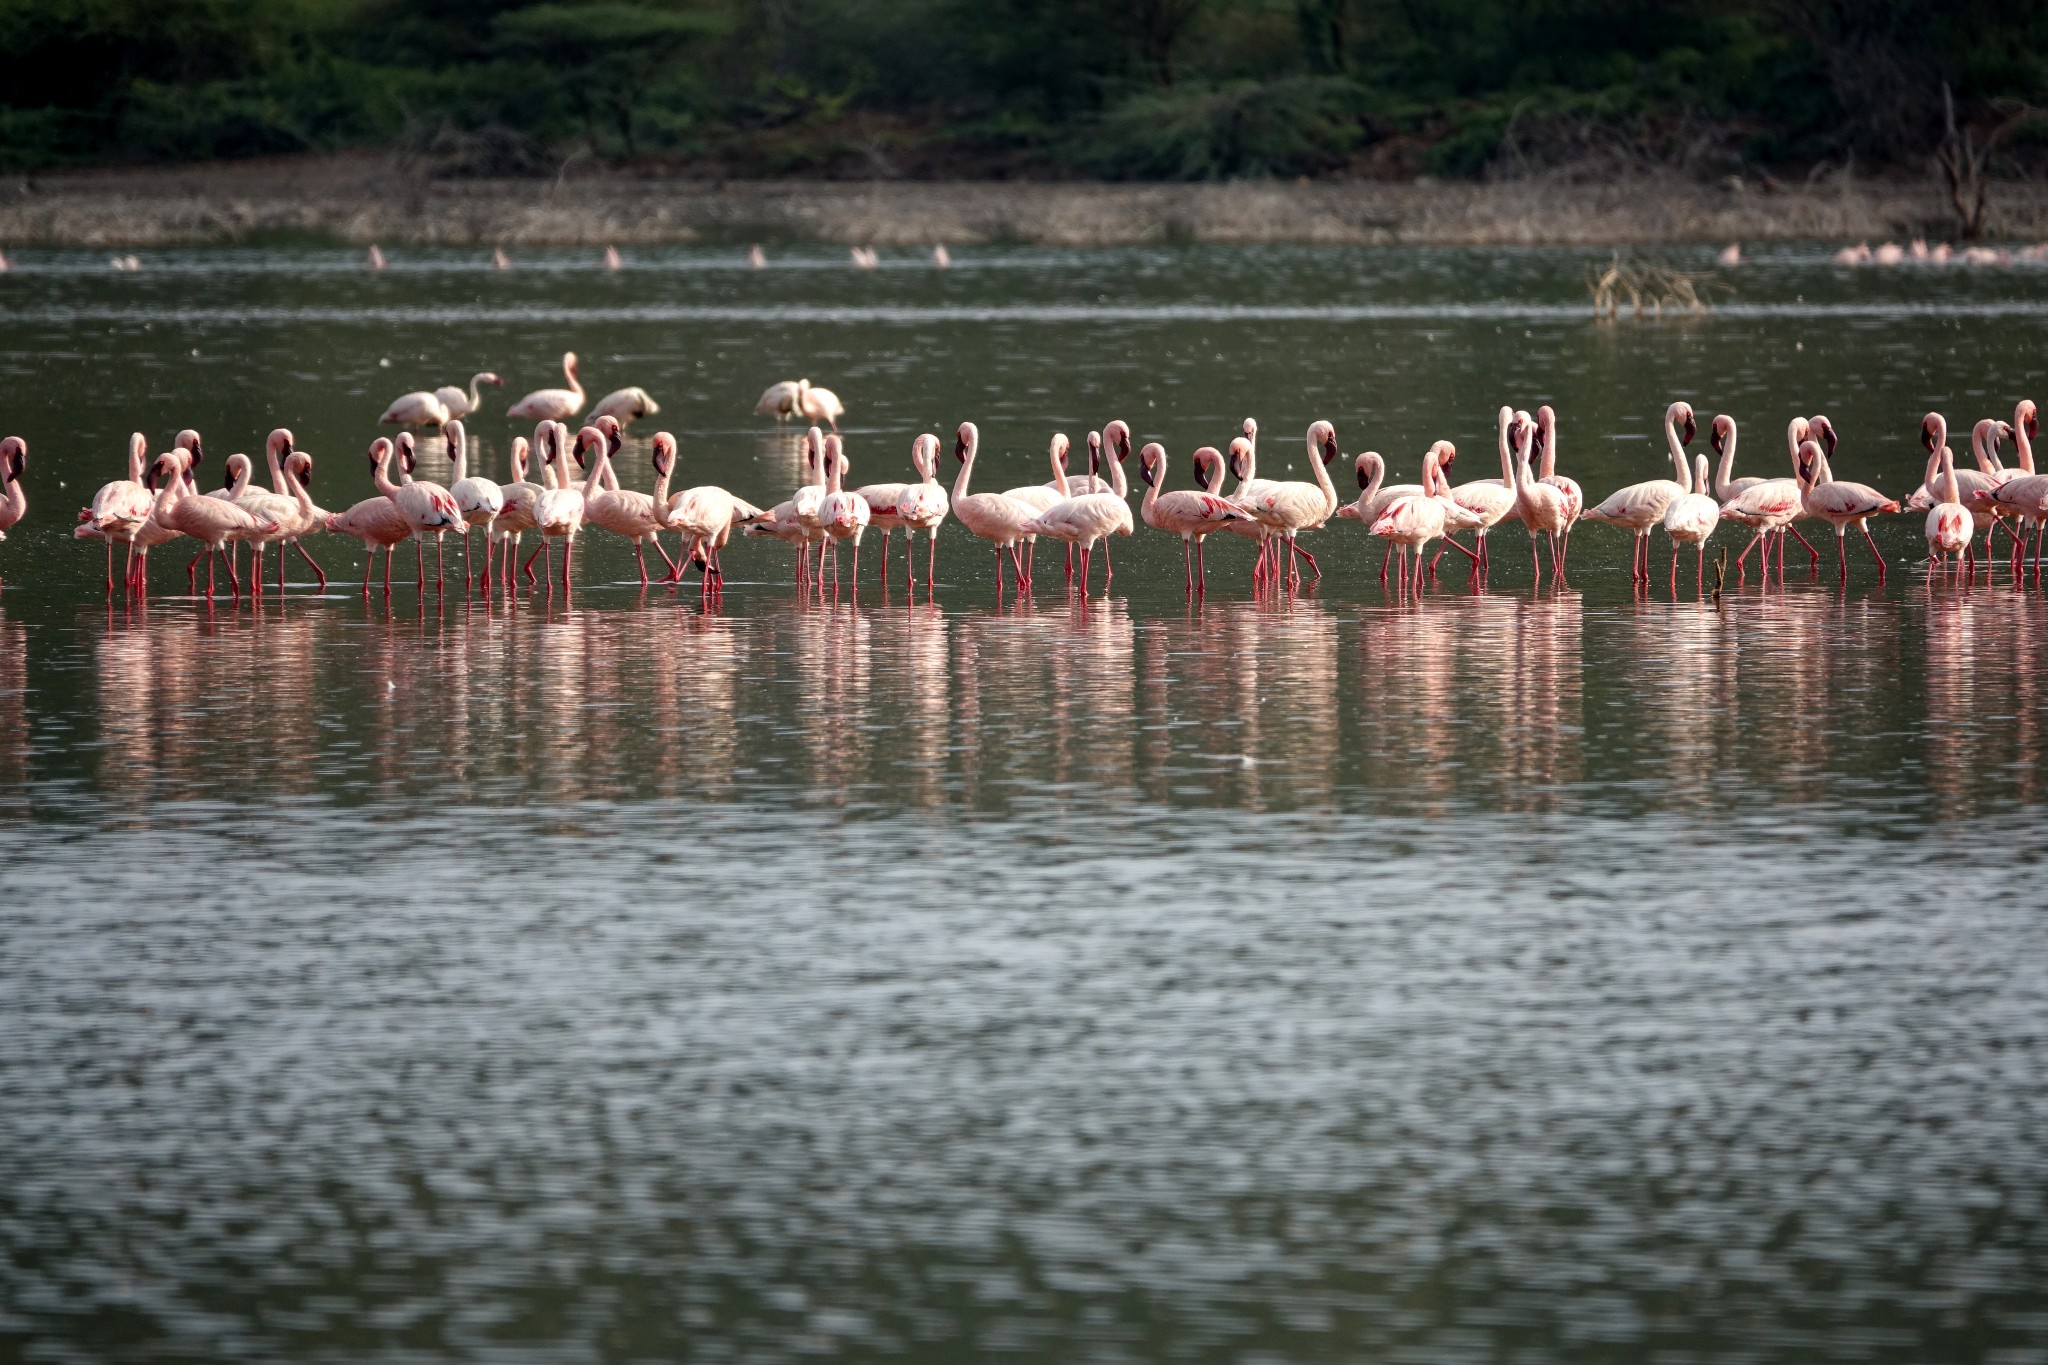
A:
3,243,2047,1364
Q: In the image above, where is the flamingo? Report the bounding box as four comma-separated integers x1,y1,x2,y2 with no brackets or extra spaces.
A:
790,427,830,580
950,421,1038,592
1905,415,2006,571
434,372,504,421
1005,432,1106,581
153,449,275,601
1799,433,1899,581
748,434,825,587
1508,412,1571,582
327,440,414,597
590,386,661,425
0,439,24,581
1982,401,2048,577
507,351,586,422
528,424,600,589
210,452,298,594
1731,416,1823,574
581,427,677,586
1923,433,1973,576
754,380,801,423
382,431,463,591
795,378,845,432
1139,442,1246,595
1443,407,1523,570
664,435,770,593
1229,420,1339,588
495,427,554,589
378,387,452,428
1021,428,1129,595
275,448,332,593
1582,401,1695,583
1534,405,1584,570
256,427,330,591
818,435,872,595
890,433,950,592
1369,468,1451,593
852,447,916,583
1662,452,1721,592
444,419,504,588
83,432,154,592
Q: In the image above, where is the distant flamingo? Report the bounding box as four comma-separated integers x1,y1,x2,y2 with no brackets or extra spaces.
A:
1230,420,1339,588
1582,401,1694,583
754,381,801,423
211,452,299,594
1799,433,1899,581
1662,452,1721,592
259,427,329,589
664,435,770,593
590,387,661,425
748,433,825,586
1905,415,2005,571
1006,432,1106,581
791,426,830,579
1140,442,1246,594
795,378,845,432
1727,416,1822,574
852,446,916,582
434,372,504,421
83,432,154,592
1983,401,2048,577
950,421,1038,591
378,387,452,428
328,440,414,596
444,419,504,588
818,435,872,595
507,352,586,422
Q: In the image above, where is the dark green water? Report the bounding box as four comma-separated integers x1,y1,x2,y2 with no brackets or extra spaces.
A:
2,243,2046,1363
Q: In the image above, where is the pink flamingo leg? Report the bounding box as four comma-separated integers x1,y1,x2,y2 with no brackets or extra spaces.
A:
360,548,374,598
1859,523,1886,581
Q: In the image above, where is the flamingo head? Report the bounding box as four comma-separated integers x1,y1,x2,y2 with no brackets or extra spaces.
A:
1191,446,1222,490
1138,441,1165,488
1796,439,1823,485
395,431,418,476
146,452,177,492
563,351,578,378
954,422,977,465
221,452,252,490
174,428,203,472
650,431,676,477
1999,421,2016,453
596,414,623,453
445,419,465,458
1670,401,1697,446
288,451,314,486
368,437,393,474
1705,414,1731,455
1086,430,1103,477
911,432,939,477
573,426,605,469
1311,421,1339,467
1105,420,1133,466
822,435,844,485
2019,400,2039,442
1354,451,1382,489
1047,432,1070,473
1227,436,1252,482
1537,403,1557,439
0,435,24,482
1809,414,1837,455
1241,416,1257,443
267,427,295,462
481,372,504,387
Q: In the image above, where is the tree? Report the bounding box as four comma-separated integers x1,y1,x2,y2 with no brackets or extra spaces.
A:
494,2,724,155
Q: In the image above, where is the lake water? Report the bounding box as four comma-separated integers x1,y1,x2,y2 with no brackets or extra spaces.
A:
4,242,2048,1364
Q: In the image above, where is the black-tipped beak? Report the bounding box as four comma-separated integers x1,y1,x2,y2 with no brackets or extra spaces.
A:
1321,434,1338,465
1681,417,1697,445
953,437,967,463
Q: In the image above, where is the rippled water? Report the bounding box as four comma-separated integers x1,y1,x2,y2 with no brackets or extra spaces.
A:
4,243,2048,1363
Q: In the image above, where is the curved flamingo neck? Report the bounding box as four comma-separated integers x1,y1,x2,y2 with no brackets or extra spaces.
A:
1940,444,1961,506
1496,409,1515,484
127,434,147,483
1355,455,1385,509
1104,443,1127,500
1665,409,1690,487
509,438,529,484
563,354,583,401
2016,407,2037,473
1230,441,1257,496
282,459,316,519
1970,420,1997,473
1785,418,1809,475
447,423,468,481
1714,424,1738,495
1140,454,1161,519
1307,427,1336,512
263,436,288,493
1048,437,1071,497
372,444,402,501
953,428,979,502
1538,408,1559,480
223,457,252,497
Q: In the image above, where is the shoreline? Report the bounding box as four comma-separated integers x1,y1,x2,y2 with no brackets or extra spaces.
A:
8,156,2048,248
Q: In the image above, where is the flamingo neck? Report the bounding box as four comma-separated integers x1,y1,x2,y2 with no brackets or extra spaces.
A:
2018,413,2037,473
1308,429,1336,512
1231,446,1256,497
1496,410,1515,485
1048,440,1071,498
1785,419,1807,475
1539,412,1558,480
1971,421,1995,473
1666,413,1690,488
1940,444,1961,506
373,448,402,500
1356,457,1384,510
564,355,582,400
953,435,977,502
128,435,147,484
1714,428,1737,496
1105,447,1127,500
1139,458,1160,519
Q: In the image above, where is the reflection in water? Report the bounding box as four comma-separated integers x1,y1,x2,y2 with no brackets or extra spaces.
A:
0,613,22,818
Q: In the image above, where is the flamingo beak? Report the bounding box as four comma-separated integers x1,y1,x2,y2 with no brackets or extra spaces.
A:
1682,416,1697,445
1321,434,1338,465
953,436,967,463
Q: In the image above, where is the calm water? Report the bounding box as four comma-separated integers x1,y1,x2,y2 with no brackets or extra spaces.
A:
4,243,2048,1364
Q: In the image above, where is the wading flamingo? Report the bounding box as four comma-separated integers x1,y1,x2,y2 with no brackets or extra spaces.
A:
379,387,452,428
1923,432,1973,576
1582,401,1694,583
1140,442,1246,595
153,448,275,601
445,419,504,588
0,438,24,581
1534,405,1584,570
210,452,298,595
950,421,1039,592
327,439,414,597
1369,464,1451,593
582,427,677,586
1509,412,1572,582
275,449,331,593
754,381,800,423
1799,429,1899,581
527,424,601,589
889,433,950,592
494,429,552,589
795,378,845,432
1021,428,1129,594
507,352,586,422
384,431,464,591
435,372,504,421
1444,407,1522,570
590,387,661,425
84,433,154,592
1662,452,1721,592
665,434,770,593
1981,401,2048,578
818,435,871,595
259,428,330,591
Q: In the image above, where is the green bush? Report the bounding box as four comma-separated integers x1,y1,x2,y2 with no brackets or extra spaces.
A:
1071,76,1366,180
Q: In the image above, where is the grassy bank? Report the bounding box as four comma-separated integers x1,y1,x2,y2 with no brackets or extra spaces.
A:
9,156,2048,248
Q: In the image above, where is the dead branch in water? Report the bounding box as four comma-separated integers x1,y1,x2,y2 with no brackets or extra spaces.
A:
1588,252,1722,320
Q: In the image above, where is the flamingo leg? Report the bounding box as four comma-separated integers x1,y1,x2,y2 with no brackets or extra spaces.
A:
1102,538,1113,582
436,534,446,591
1294,539,1320,582
1859,522,1886,581
1379,542,1392,583
416,537,427,592
522,540,545,584
1530,535,1544,583
361,546,373,598
928,530,938,593
850,539,861,596
1182,537,1193,594
877,529,889,584
1834,529,1849,580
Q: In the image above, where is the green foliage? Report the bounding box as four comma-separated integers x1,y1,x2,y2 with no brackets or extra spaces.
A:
1,0,2045,176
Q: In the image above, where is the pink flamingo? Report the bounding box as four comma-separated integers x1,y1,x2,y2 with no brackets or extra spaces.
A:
1923,432,1973,577
665,435,771,594
1799,429,1899,581
1534,405,1584,570
528,424,600,589
259,429,330,592
0,438,24,582
507,351,585,422
1508,413,1571,582
1443,407,1523,570
1022,427,1130,594
445,420,505,588
327,440,414,597
1138,441,1248,594
818,435,872,596
1369,466,1451,593
275,448,331,592
1662,452,1721,592
1581,401,1694,583
495,429,553,589
1003,433,1098,581
83,433,154,592
211,451,299,595
950,421,1040,592
436,371,505,422
890,433,950,592
580,428,677,586
1983,400,2048,577
153,448,275,601
380,431,464,591
1905,416,2009,570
